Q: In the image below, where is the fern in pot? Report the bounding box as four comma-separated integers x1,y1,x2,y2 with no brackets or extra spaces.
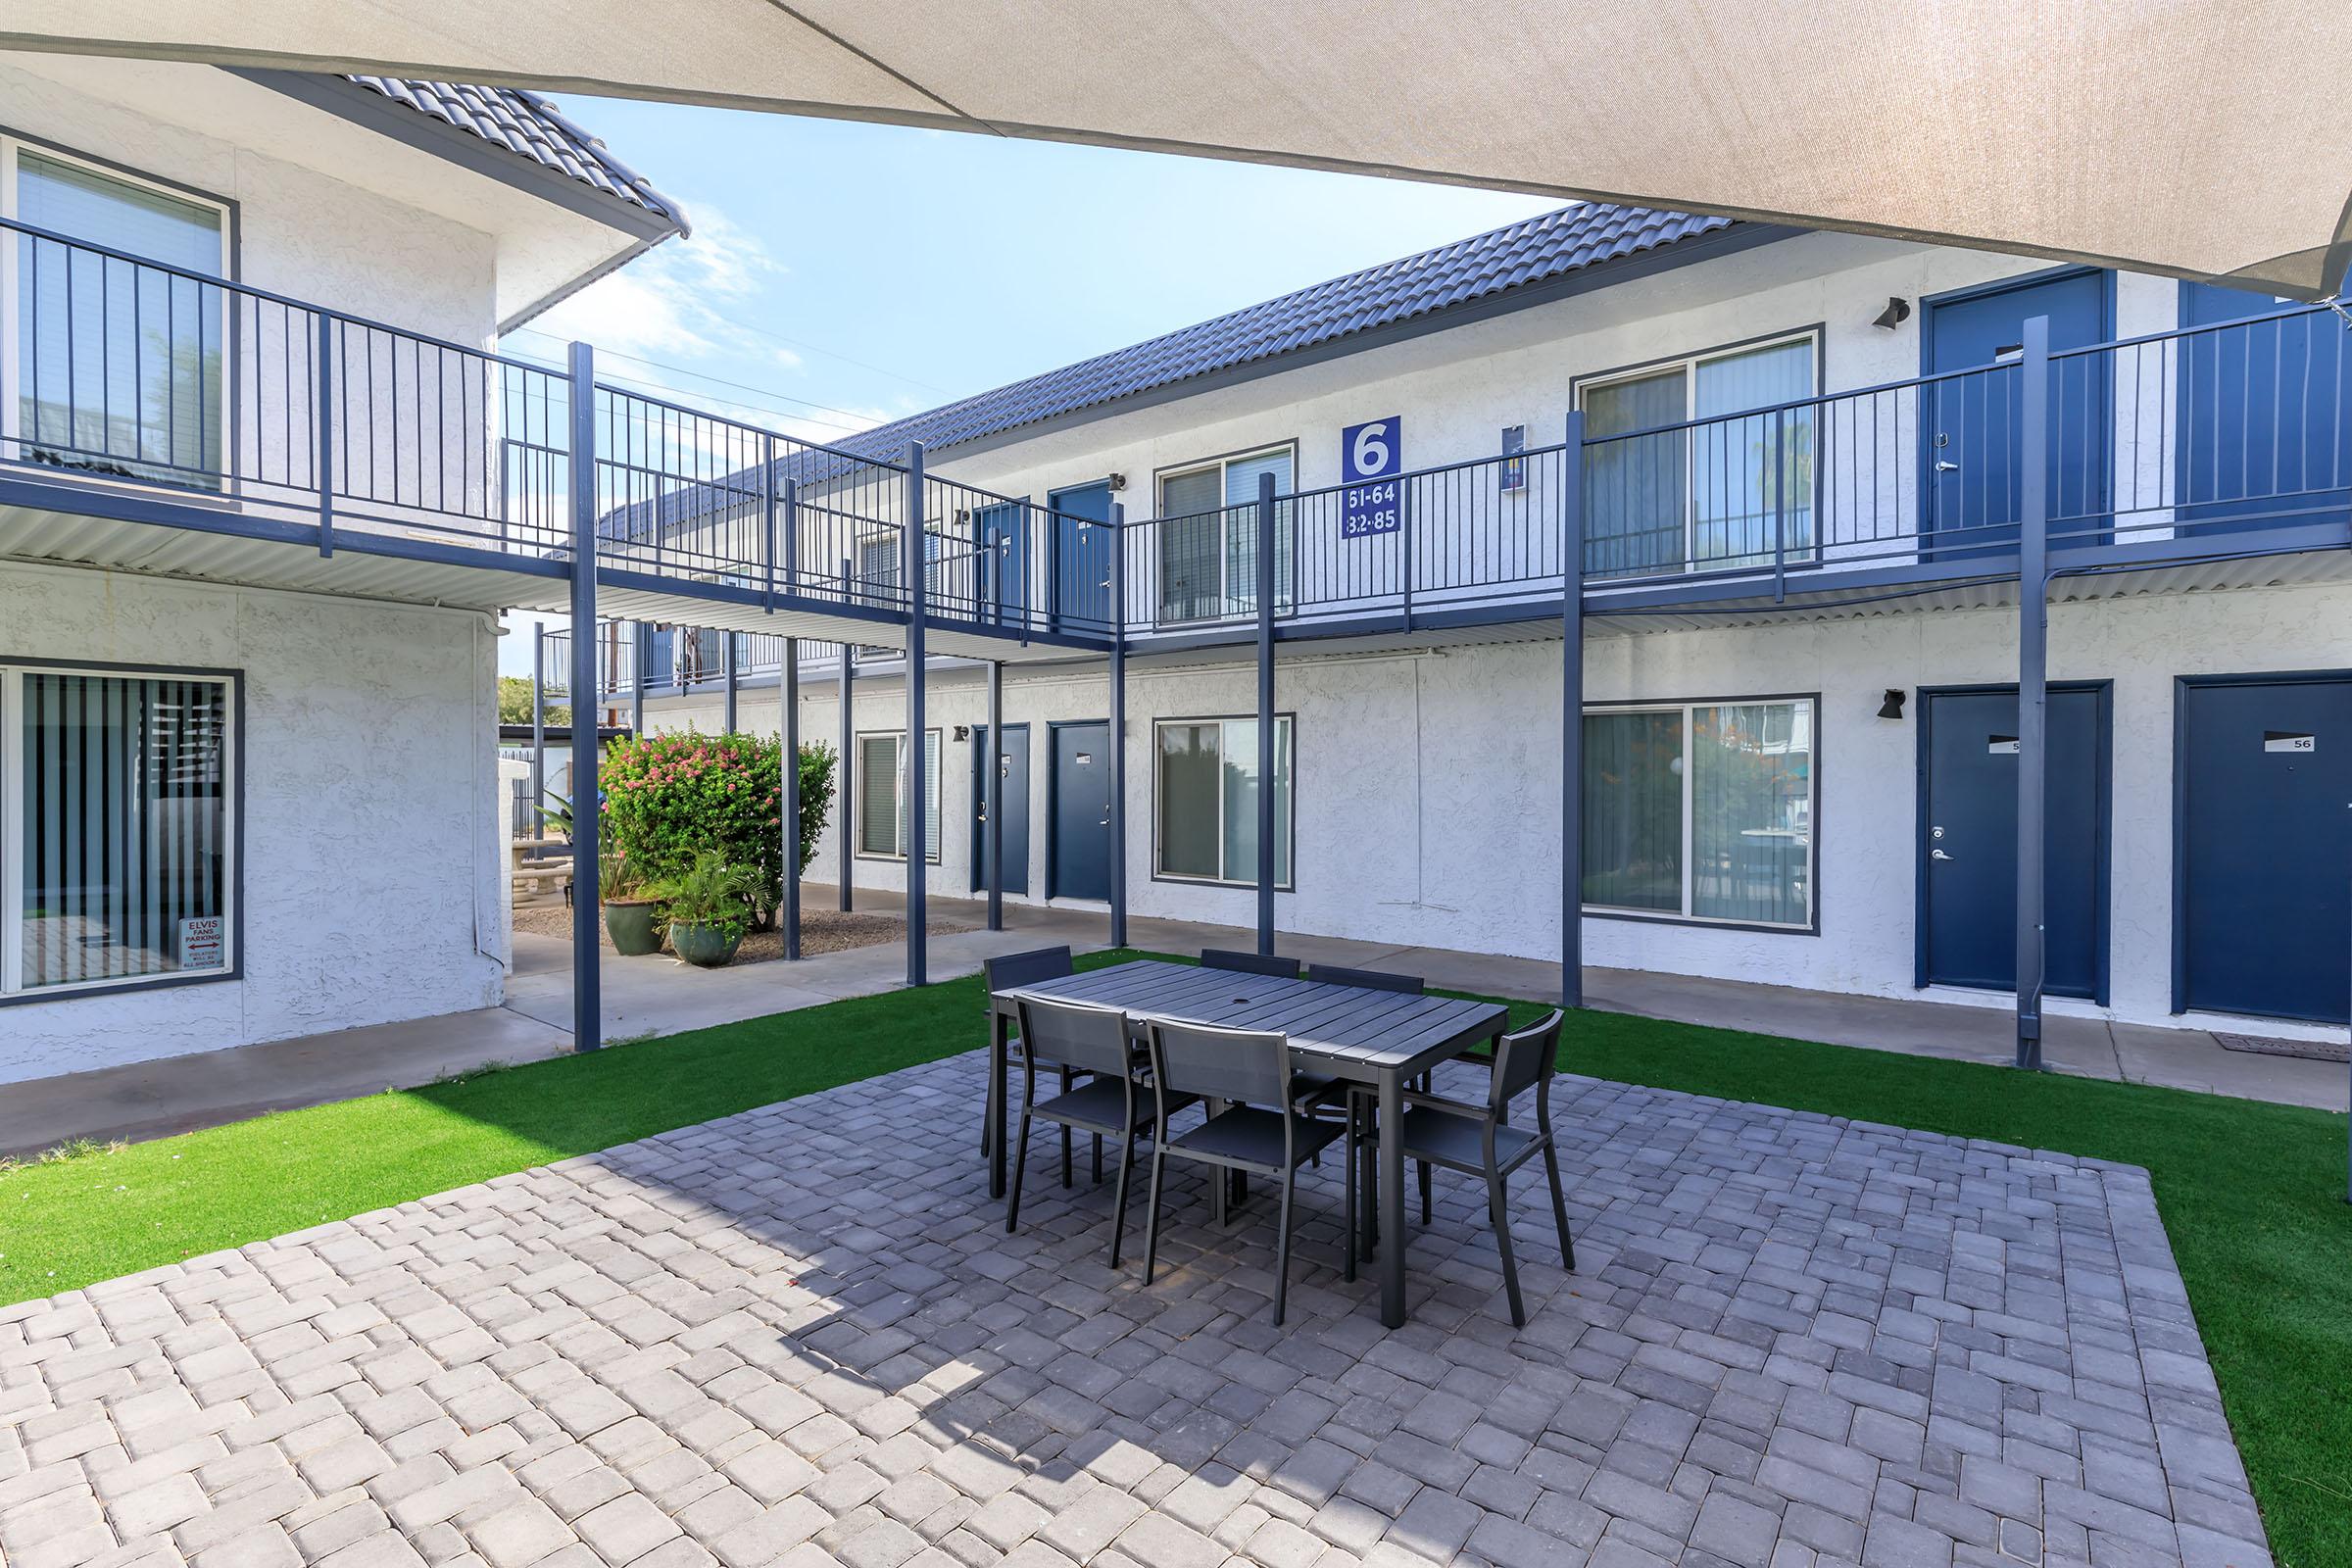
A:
599,852,663,956
656,851,758,968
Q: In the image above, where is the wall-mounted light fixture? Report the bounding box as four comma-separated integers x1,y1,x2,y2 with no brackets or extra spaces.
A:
953,724,971,742
1106,472,1128,492
1872,296,1912,331
1877,688,1908,720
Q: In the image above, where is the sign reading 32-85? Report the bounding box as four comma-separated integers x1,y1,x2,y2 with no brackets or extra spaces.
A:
1341,416,1403,538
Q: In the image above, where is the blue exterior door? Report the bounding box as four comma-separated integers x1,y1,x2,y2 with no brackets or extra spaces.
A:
1049,480,1114,632
969,724,1030,895
1925,271,2110,554
2178,676,2352,1023
973,501,1029,624
1049,721,1112,901
2176,283,2352,537
1919,686,2109,1000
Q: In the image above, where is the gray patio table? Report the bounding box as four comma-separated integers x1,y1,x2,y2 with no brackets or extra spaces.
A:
988,957,1509,1328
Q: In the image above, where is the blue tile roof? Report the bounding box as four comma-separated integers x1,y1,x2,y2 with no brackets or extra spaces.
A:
836,202,1733,462
345,77,687,233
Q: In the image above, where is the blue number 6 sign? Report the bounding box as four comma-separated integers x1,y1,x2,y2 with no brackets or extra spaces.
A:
1341,416,1402,539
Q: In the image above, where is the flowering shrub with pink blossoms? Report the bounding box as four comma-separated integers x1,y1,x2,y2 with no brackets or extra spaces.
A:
599,731,836,931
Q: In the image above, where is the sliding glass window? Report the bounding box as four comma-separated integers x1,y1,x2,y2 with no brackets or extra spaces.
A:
1155,447,1296,622
1155,716,1293,888
1580,334,1817,578
3,664,236,996
1582,698,1813,928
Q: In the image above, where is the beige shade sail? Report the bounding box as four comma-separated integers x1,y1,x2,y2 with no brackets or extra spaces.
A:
9,0,2352,298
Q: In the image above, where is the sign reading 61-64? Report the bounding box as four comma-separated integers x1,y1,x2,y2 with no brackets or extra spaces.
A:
1341,416,1402,538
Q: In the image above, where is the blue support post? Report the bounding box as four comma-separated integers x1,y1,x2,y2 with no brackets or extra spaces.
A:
985,659,1004,932
1107,501,1129,951
1256,470,1277,956
566,343,601,1052
316,314,335,558
530,626,547,833
1563,411,1586,1010
840,567,855,912
631,620,647,738
906,441,929,986
761,434,777,613
723,631,739,734
2016,316,2051,1070
783,637,802,959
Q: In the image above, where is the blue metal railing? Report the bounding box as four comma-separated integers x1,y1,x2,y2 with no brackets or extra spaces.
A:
8,209,2347,650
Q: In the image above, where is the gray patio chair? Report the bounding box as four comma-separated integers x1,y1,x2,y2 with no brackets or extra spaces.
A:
982,946,1101,1185
1005,997,1196,1266
1302,962,1424,994
1201,948,1299,978
1141,1018,1348,1325
1350,1008,1573,1327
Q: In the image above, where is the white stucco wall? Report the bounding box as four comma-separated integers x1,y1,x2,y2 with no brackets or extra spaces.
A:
0,562,506,1083
645,579,2352,1037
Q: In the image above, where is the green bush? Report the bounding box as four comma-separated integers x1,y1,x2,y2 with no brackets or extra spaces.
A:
599,732,836,930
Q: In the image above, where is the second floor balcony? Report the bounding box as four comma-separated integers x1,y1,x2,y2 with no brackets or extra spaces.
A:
6,213,2349,656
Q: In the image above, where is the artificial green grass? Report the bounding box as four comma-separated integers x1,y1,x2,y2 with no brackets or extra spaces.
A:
1,954,2344,1565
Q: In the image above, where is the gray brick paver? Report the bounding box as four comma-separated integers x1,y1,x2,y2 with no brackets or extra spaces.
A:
3,1059,2263,1568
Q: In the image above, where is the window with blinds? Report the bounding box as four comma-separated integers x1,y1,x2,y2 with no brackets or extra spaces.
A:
856,729,942,862
4,665,236,995
1581,698,1813,929
7,144,230,490
1155,446,1296,622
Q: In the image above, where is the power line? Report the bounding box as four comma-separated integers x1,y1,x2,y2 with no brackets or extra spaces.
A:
505,330,895,432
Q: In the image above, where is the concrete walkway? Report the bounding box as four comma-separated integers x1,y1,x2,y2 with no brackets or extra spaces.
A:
5,889,2341,1157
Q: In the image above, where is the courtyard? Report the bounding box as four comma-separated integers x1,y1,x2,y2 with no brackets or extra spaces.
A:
1,960,2334,1568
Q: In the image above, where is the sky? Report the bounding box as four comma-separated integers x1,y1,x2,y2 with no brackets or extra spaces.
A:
499,98,1557,677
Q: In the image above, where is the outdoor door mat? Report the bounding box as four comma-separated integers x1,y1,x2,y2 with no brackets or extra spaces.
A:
2214,1031,2349,1063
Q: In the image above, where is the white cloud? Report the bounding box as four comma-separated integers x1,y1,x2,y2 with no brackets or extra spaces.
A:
533,203,780,363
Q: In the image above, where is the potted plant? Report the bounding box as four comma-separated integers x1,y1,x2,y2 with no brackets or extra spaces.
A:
656,850,757,967
600,853,662,956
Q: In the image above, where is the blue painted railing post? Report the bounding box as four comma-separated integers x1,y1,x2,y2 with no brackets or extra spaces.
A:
566,343,602,1052
1256,470,1277,956
760,433,777,613
1772,406,1789,603
2015,316,2051,1070
783,636,802,959
1108,501,1129,951
783,477,800,589
316,314,334,558
906,440,929,987
1562,411,1586,1010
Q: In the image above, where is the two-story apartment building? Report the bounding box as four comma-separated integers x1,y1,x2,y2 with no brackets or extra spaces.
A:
0,52,682,1082
610,206,2352,1042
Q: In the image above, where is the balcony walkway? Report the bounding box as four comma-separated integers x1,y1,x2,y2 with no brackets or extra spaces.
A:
7,892,2337,1163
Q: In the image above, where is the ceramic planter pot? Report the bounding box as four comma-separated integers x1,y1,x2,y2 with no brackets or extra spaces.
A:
668,921,742,968
603,899,662,956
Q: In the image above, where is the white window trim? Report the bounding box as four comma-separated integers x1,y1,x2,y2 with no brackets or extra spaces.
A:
1152,442,1298,622
0,661,241,999
1576,330,1820,574
1581,696,1815,931
1152,714,1296,890
0,138,233,488
855,727,942,864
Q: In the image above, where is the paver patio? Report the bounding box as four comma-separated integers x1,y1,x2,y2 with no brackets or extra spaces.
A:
0,1051,2270,1568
